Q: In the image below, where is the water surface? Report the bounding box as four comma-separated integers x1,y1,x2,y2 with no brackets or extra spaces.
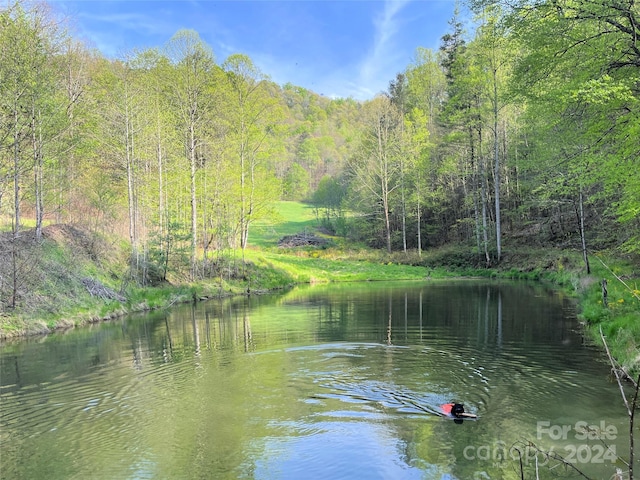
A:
0,280,630,479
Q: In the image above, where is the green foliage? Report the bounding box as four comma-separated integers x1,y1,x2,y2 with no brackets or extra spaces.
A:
2,0,640,382
282,163,310,200
1,0,639,263
573,254,640,372
310,175,347,234
147,220,193,281
124,285,194,311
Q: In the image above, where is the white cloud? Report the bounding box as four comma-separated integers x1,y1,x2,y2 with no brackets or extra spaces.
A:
53,0,455,101
71,9,178,58
358,0,412,96
78,11,172,37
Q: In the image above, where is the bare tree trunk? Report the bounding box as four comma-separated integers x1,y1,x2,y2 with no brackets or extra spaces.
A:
416,183,422,258
202,157,208,275
481,183,489,265
13,108,21,237
156,106,164,240
240,140,247,251
600,326,638,480
384,195,392,253
10,242,18,310
126,103,136,254
11,107,21,309
379,123,392,254
468,127,482,252
33,107,44,242
401,156,407,254
381,158,392,253
479,127,490,266
189,121,197,279
493,75,501,262
577,187,590,274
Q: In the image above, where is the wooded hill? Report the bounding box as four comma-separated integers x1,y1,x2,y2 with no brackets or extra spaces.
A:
1,0,639,310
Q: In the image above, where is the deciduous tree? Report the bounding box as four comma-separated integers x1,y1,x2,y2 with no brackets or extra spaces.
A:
221,54,282,257
349,95,402,253
164,30,216,278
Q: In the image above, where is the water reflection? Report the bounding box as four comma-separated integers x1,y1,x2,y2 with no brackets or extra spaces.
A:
0,280,628,479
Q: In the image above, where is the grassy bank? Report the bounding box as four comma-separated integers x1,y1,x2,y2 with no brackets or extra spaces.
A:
1,205,639,378
243,242,640,374
0,223,440,338
578,255,640,374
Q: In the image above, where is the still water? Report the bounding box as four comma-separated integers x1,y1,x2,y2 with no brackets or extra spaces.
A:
0,280,631,479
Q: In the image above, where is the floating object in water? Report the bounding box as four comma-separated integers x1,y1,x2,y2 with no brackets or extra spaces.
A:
441,402,477,419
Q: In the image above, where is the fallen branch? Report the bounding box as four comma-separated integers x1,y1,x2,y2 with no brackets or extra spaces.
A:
81,277,125,302
513,441,592,479
600,326,640,479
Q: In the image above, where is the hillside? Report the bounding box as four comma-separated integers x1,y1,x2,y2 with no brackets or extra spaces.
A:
2,0,639,277
0,225,125,334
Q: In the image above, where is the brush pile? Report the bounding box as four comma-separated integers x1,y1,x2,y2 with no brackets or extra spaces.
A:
278,232,327,248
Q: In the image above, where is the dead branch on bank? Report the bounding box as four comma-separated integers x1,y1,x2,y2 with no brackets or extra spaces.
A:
600,326,640,480
595,256,640,303
81,277,125,302
511,440,592,479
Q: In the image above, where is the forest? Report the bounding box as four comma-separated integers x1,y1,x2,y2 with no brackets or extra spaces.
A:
1,0,639,307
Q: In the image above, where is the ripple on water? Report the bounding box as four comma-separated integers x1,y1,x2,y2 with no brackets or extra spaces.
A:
0,282,626,480
280,339,615,432
0,351,203,456
280,343,484,420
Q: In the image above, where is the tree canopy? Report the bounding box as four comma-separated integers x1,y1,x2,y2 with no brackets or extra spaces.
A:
1,0,638,296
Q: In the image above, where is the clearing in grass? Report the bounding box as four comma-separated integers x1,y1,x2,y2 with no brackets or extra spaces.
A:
250,201,319,248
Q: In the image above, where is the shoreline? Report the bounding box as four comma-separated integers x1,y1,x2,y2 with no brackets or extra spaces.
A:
1,240,638,376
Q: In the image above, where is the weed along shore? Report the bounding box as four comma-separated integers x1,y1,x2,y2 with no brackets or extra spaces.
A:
1,222,639,384
0,224,434,339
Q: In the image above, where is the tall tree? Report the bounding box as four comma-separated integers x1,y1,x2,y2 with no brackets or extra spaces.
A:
0,2,30,308
90,57,146,279
222,54,282,257
402,107,432,256
472,0,640,256
473,7,513,261
404,48,446,252
388,73,410,253
56,38,91,225
440,10,494,262
406,47,446,135
1,2,37,237
164,30,216,278
131,49,181,281
349,95,403,253
0,1,69,305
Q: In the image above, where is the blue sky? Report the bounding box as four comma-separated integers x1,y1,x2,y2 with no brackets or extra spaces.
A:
51,0,462,100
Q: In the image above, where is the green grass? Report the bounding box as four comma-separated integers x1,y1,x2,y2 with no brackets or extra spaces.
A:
250,201,319,248
578,253,640,373
244,249,433,284
4,199,640,381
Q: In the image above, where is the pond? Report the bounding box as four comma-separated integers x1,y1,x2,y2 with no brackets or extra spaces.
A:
0,280,631,479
